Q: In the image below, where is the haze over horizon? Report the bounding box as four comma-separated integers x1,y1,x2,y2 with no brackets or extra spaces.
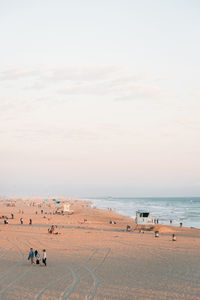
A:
1,0,200,197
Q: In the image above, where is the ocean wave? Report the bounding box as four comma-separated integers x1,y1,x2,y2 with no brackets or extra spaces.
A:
84,197,200,229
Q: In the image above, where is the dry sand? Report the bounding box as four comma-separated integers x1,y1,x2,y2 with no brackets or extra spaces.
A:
0,198,200,300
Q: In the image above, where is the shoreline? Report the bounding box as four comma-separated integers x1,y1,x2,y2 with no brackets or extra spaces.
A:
81,196,200,230
1,197,200,234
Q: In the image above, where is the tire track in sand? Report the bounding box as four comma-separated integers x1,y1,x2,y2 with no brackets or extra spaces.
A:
0,237,15,261
61,248,111,300
60,249,99,300
84,248,111,300
0,236,31,300
0,237,25,282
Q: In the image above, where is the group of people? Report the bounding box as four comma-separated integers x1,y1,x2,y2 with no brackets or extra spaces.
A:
1,214,14,224
48,224,59,234
28,248,47,266
20,218,32,225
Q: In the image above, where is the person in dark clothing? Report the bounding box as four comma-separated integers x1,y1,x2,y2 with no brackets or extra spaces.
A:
34,250,40,265
42,249,47,266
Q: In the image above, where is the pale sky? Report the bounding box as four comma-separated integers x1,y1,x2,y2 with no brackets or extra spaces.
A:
0,0,200,197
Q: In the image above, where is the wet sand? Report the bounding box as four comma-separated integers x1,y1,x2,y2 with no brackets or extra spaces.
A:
0,198,200,300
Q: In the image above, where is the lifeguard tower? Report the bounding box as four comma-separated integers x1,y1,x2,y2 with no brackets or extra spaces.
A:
55,203,74,215
63,204,73,214
135,210,153,225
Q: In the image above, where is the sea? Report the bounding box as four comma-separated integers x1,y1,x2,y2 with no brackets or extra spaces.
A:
83,197,200,229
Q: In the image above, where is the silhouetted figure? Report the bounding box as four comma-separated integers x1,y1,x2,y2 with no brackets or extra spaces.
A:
172,234,176,241
28,248,34,264
35,250,40,265
42,249,47,266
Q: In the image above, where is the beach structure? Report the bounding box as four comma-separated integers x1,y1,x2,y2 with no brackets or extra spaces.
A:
63,203,74,215
55,203,74,215
135,210,154,225
63,203,70,212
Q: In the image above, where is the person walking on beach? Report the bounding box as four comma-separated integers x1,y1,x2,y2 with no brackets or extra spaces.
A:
42,249,47,266
35,250,40,265
28,248,34,264
29,219,32,225
20,217,23,225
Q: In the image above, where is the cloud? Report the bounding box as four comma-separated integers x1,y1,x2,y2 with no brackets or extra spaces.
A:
59,77,163,101
0,65,165,111
45,65,124,82
2,121,137,143
115,84,162,101
178,119,200,129
0,102,15,112
0,65,124,82
8,127,107,142
59,81,114,96
0,67,39,81
23,81,46,90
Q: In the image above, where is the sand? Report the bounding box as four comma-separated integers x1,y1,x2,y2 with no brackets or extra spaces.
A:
0,198,200,300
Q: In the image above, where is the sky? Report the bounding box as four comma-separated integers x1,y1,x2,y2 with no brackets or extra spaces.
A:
0,0,200,197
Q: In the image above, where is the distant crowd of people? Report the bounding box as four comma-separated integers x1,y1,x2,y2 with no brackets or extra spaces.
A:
28,248,47,266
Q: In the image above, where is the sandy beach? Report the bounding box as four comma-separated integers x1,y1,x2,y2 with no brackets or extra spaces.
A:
0,198,200,300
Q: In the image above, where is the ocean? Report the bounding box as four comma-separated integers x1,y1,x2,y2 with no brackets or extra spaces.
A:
84,197,200,229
